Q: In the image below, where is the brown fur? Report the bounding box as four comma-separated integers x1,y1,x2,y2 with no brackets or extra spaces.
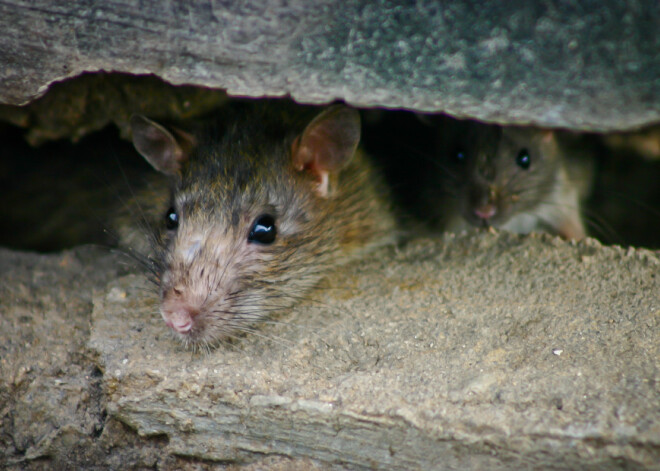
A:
424,117,590,239
120,101,395,348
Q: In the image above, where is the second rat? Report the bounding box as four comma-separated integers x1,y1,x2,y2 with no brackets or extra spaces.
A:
122,101,396,348
419,117,591,239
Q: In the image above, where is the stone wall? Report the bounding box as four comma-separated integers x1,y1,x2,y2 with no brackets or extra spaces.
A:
1,1,659,131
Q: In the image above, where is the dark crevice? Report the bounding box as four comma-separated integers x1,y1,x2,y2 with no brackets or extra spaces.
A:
1,92,660,253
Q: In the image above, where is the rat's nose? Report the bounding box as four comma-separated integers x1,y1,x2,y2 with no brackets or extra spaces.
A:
474,204,496,220
161,289,201,334
162,306,199,333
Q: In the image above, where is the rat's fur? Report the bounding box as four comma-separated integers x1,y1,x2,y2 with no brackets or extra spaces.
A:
423,118,590,240
120,101,395,348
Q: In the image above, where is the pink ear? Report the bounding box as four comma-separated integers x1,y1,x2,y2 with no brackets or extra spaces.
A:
291,105,361,197
130,115,194,175
541,129,555,144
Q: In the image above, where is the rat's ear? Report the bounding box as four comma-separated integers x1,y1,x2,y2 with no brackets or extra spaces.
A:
540,129,556,144
291,105,361,197
129,115,196,176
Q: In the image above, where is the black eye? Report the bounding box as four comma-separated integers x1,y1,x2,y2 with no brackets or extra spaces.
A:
248,214,276,244
453,149,467,163
165,207,179,230
516,149,531,169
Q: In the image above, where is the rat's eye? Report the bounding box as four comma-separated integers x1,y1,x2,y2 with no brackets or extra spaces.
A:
453,148,467,163
516,149,531,169
165,207,179,230
248,214,276,244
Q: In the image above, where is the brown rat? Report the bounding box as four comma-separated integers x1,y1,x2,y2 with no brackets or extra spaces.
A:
603,123,660,161
423,117,591,240
122,101,395,348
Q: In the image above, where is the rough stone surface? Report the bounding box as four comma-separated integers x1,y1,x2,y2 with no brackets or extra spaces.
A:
2,232,658,469
0,1,658,131
0,247,323,470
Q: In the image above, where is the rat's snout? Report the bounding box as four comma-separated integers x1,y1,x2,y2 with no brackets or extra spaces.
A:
474,203,496,220
160,288,201,334
467,183,499,225
156,230,239,339
475,185,498,219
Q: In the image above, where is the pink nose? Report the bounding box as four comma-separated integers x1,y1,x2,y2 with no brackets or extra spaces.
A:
161,302,199,334
474,204,496,220
170,317,193,333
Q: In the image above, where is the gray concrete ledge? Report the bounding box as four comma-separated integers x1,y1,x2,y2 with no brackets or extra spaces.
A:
1,1,658,131
2,233,659,469
89,233,660,469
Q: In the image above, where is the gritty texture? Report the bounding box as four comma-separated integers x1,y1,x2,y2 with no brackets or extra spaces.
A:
0,246,325,470
0,1,658,131
1,233,658,469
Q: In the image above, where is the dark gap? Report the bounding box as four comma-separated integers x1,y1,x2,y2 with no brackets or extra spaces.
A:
0,122,152,252
1,98,659,251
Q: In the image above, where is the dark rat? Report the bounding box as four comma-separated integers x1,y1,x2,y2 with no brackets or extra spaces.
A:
122,101,395,348
423,117,590,240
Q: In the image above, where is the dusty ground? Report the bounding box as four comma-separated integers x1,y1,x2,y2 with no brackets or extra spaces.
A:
1,231,658,470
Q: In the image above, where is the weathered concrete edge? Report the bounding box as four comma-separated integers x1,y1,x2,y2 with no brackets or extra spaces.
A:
2,1,659,131
87,244,660,471
104,382,655,470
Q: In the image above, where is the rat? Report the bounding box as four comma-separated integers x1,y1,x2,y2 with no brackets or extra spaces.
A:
420,117,591,240
122,101,395,348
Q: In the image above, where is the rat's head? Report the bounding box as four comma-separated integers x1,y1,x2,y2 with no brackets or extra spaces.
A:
439,120,560,228
129,104,361,347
